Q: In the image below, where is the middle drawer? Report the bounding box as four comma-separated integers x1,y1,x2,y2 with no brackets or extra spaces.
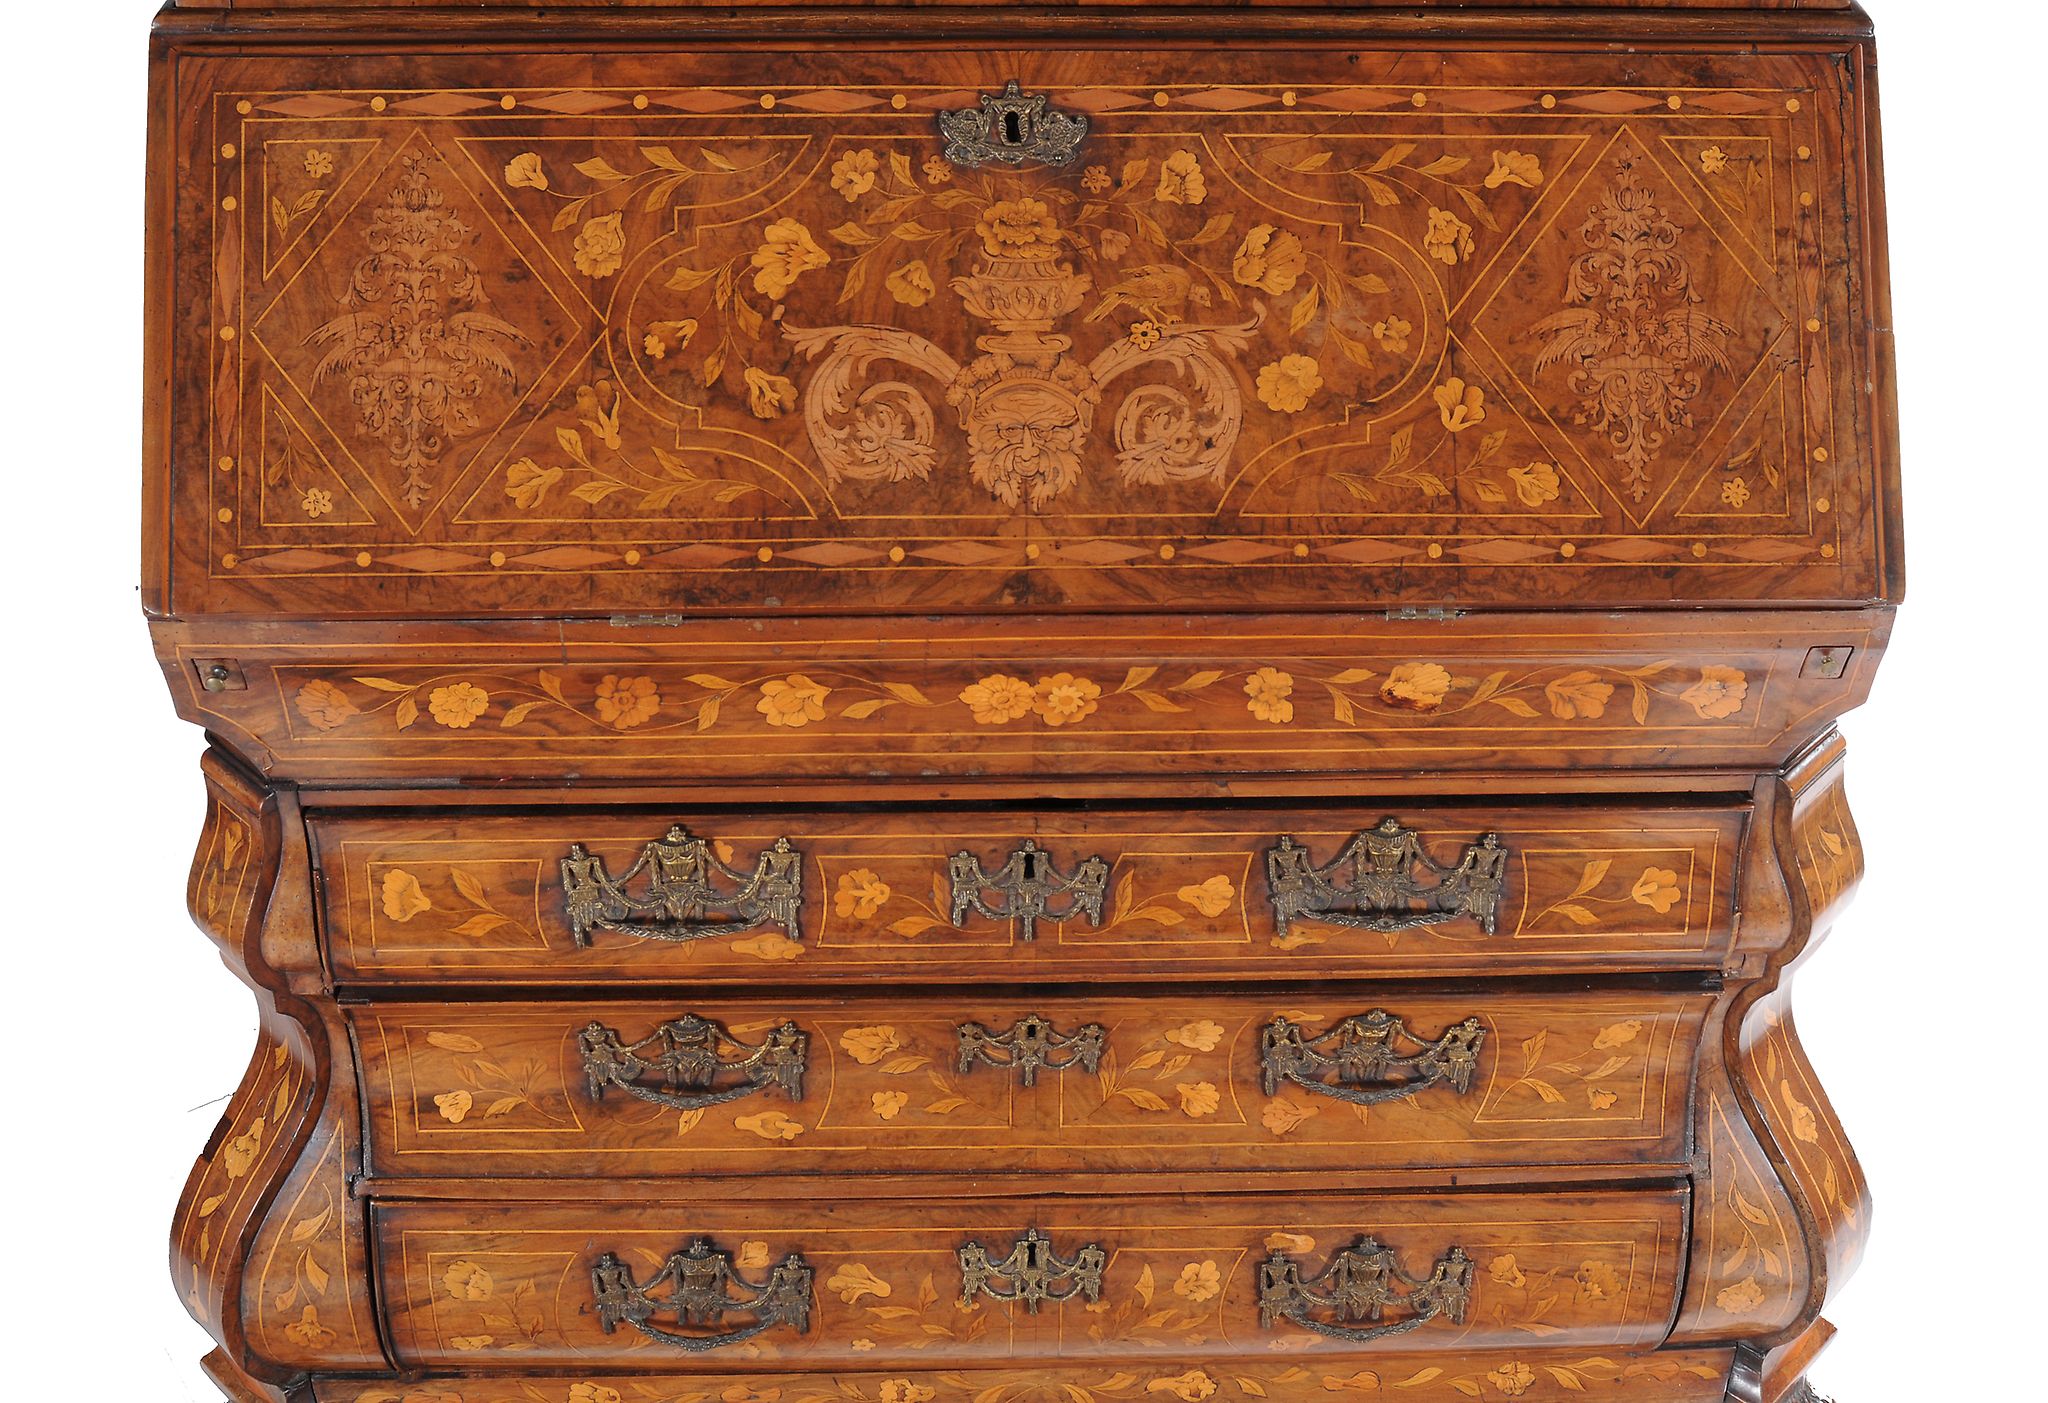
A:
352,990,1706,1180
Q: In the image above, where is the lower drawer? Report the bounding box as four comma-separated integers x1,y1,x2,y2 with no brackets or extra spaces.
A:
374,1189,1687,1369
352,990,1706,1179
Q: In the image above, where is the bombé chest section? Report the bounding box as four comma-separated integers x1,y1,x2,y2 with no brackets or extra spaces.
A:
156,42,1889,618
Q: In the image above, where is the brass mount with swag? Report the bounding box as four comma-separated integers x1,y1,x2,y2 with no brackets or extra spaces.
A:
1261,1011,1486,1107
957,1228,1108,1312
559,827,804,947
591,1238,815,1352
1266,819,1509,937
936,80,1089,169
948,840,1110,942
578,1013,808,1112
957,1014,1107,1086
1259,1236,1476,1345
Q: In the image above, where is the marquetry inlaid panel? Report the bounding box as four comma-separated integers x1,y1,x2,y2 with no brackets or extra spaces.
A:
162,44,1886,617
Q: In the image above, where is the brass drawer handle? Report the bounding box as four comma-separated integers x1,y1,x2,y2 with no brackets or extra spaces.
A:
948,840,1109,943
1261,1011,1484,1108
592,1238,813,1352
1266,818,1508,937
958,1228,1106,1312
938,80,1088,170
957,1014,1105,1087
560,826,804,947
579,1013,807,1112
1259,1236,1474,1345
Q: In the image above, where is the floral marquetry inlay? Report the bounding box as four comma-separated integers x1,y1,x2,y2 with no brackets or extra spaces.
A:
180,47,1874,615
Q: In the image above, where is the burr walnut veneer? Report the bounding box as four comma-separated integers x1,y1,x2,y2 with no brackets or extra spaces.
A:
145,3,1898,1402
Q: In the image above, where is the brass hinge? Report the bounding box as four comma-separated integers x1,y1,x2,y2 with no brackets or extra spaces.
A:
1384,606,1463,623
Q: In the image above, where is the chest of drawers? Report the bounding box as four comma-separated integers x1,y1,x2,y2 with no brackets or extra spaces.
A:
147,3,1897,1401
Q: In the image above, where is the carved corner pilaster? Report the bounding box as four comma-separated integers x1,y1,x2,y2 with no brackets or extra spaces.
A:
169,748,387,1388
1675,733,1870,1356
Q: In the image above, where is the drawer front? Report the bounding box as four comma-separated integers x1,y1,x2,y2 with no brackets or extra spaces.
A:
161,39,1887,621
317,802,1742,983
354,990,1706,1179
374,1189,1686,1367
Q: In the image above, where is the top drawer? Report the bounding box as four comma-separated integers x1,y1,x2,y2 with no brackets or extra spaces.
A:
313,799,1743,985
152,34,1894,619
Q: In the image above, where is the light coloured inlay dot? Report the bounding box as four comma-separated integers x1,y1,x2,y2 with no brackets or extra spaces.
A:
625,549,642,565
891,94,907,110
355,551,373,567
1821,543,1836,558
1294,543,1310,558
221,142,237,159
221,554,238,568
1798,145,1813,160
1026,543,1042,560
759,94,776,110
220,326,236,341
756,546,774,561
236,100,252,116
223,195,238,211
1159,544,1176,561
1692,542,1708,558
371,96,388,112
1800,191,1815,208
1281,90,1297,107
888,546,905,563
1787,97,1802,113
1154,91,1170,107
1411,92,1428,108
1816,497,1832,513
1667,96,1683,110
1814,448,1829,462
1560,542,1576,558
1541,94,1557,110
634,95,650,110
1806,317,1822,333
1426,542,1443,559
490,551,507,567
217,507,233,523
218,456,235,472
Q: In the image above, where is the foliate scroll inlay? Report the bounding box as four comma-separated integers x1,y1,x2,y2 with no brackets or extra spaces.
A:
1531,153,1736,502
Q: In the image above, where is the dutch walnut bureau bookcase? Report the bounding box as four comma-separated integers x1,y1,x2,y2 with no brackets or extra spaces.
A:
143,2,1901,1401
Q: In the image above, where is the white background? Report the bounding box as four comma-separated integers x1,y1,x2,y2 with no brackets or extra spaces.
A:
0,1,2037,1396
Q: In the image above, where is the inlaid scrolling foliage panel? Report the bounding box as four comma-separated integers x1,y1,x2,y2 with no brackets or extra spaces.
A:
173,45,1874,615
373,1191,1685,1367
314,803,1741,982
351,993,1705,1177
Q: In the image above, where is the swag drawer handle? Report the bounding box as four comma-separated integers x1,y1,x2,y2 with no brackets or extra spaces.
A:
579,1013,807,1112
1259,1236,1474,1345
593,1237,812,1352
560,826,804,947
1266,818,1508,937
1260,1010,1484,1107
956,1014,1105,1087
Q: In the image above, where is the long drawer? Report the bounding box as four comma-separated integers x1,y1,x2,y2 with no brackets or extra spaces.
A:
314,801,1743,983
353,990,1707,1179
373,1188,1687,1368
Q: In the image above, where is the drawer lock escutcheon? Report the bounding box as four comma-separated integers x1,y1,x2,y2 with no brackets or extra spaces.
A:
1266,818,1508,937
937,80,1089,170
592,1238,813,1352
1259,1236,1474,1345
1261,1011,1485,1107
957,1014,1106,1087
579,1013,807,1112
948,840,1109,943
958,1228,1107,1312
560,827,804,947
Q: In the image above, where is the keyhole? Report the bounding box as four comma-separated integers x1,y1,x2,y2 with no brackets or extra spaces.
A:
1003,110,1024,145
1022,853,1038,880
